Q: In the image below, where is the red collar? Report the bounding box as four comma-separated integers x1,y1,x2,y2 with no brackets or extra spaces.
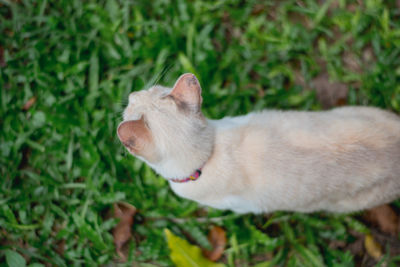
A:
170,168,202,183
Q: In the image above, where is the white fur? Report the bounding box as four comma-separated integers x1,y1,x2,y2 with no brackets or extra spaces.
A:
169,108,400,213
120,77,400,214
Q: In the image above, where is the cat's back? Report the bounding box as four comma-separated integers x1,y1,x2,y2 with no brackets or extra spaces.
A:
215,106,400,151
247,106,400,141
248,106,399,126
208,106,400,213
238,106,400,212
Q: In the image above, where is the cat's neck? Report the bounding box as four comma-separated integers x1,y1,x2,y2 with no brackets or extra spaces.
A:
149,115,252,179
148,119,215,179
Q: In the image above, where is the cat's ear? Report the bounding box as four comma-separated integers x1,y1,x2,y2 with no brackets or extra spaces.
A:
117,116,152,154
169,73,203,113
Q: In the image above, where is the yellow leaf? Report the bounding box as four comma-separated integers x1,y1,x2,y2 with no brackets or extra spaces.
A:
364,234,382,260
164,229,225,267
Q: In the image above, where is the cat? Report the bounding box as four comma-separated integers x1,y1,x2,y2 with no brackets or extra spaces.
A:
117,73,400,214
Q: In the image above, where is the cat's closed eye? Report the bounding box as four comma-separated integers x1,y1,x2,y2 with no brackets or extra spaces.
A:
159,95,169,100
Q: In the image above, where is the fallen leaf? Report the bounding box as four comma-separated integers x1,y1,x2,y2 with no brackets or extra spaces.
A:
251,4,266,15
164,229,225,267
346,235,364,255
370,229,400,258
364,204,399,236
347,4,358,12
0,46,5,67
203,226,226,261
22,96,37,111
312,72,348,109
342,51,361,73
364,234,382,260
112,202,136,261
328,239,346,250
288,11,311,29
55,239,65,256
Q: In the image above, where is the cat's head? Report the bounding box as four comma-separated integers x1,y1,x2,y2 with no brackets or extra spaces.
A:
117,73,214,178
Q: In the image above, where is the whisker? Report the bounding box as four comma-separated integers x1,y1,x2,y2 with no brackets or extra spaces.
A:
143,65,173,89
153,64,173,86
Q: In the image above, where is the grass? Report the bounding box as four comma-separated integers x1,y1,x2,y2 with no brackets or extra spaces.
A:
1,0,400,266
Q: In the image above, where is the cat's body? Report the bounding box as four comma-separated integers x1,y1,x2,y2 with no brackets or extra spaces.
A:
171,108,400,213
118,74,400,214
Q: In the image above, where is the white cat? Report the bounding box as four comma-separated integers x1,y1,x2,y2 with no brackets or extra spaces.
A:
117,73,400,214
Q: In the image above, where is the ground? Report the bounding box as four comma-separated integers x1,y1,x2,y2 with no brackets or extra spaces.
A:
1,0,400,266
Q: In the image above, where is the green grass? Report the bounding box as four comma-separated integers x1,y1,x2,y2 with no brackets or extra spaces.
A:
1,0,400,266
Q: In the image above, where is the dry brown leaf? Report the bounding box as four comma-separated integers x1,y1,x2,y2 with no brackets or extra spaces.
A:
342,51,361,73
0,46,5,67
56,239,65,256
251,4,265,16
203,226,227,261
328,239,346,250
345,237,364,257
372,229,400,258
288,11,311,29
312,72,348,109
22,96,37,111
112,202,137,261
364,204,399,236
364,234,382,260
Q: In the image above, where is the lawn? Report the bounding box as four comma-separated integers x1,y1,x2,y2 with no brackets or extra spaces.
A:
1,0,400,266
